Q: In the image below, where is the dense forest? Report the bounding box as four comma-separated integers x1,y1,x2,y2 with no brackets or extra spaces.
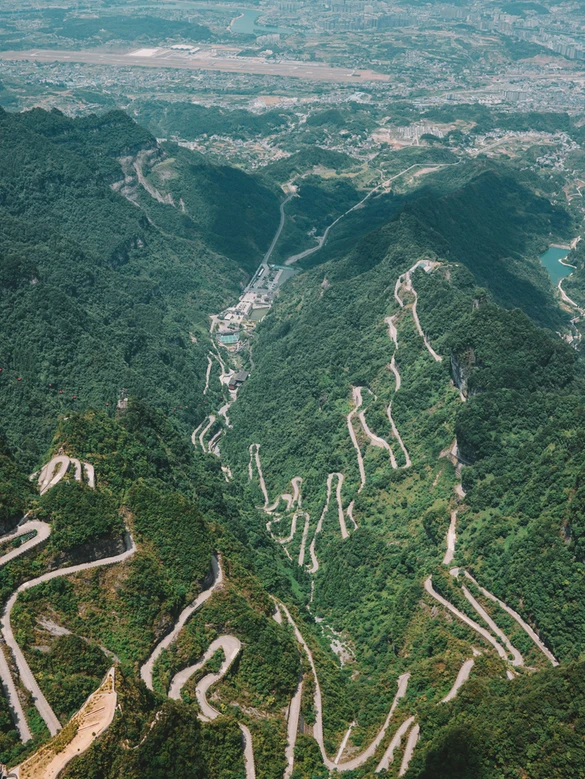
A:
0,107,280,463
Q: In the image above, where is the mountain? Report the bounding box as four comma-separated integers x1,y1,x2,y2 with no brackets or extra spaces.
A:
1,106,585,779
0,107,279,464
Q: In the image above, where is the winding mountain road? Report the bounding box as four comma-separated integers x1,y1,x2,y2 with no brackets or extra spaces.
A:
424,576,509,663
354,387,398,470
167,634,255,779
346,396,367,492
199,415,216,453
463,571,558,666
461,585,523,666
203,354,213,396
3,531,136,737
168,635,241,716
278,599,411,772
285,165,446,267
440,657,476,704
442,510,458,567
140,555,223,691
36,455,95,495
375,716,415,772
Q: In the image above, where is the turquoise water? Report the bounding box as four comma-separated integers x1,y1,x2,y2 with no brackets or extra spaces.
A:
230,9,292,36
540,246,574,285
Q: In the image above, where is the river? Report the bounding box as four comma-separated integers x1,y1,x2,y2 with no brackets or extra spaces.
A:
230,8,292,35
540,246,574,285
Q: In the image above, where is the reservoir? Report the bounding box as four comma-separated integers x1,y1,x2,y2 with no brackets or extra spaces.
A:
540,246,574,285
230,9,293,36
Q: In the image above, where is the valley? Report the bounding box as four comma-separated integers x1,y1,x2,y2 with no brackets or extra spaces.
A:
2,2,585,776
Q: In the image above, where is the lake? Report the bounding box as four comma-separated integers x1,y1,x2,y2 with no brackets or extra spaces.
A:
230,9,292,36
540,246,574,285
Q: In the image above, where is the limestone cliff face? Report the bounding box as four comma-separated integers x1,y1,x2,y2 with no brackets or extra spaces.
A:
52,535,127,568
450,348,475,398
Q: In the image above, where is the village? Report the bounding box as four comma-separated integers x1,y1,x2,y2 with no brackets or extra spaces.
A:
213,260,298,354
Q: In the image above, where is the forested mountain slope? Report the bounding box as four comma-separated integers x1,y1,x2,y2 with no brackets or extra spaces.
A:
1,105,585,779
220,164,585,777
0,108,279,463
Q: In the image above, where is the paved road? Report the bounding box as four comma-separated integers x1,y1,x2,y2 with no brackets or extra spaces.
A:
355,387,398,469
285,165,443,266
284,680,303,779
383,309,411,468
463,571,558,666
2,532,136,737
440,658,476,703
399,723,420,777
375,716,415,772
37,455,95,495
442,510,458,567
0,521,50,568
402,262,443,363
203,354,213,396
167,631,255,777
347,394,367,493
140,555,223,690
199,415,216,452
239,723,256,779
461,585,523,666
424,576,509,663
0,519,85,742
168,634,241,716
37,455,71,495
262,193,294,267
278,599,411,772
308,473,335,574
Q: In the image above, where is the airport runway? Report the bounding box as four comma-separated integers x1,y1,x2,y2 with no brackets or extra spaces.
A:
0,48,391,83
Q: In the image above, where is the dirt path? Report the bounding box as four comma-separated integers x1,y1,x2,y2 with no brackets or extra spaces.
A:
140,555,223,691
17,668,117,779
